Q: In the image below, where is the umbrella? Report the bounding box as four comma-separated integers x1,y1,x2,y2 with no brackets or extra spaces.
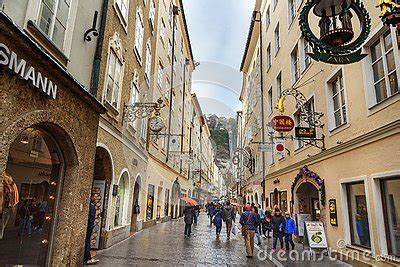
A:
180,197,198,206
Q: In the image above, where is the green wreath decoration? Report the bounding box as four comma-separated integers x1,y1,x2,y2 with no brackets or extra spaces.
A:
299,0,371,56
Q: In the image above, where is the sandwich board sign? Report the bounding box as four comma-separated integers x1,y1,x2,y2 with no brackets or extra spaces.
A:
304,221,328,249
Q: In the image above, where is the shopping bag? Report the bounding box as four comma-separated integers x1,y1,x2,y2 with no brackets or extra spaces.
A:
232,223,238,235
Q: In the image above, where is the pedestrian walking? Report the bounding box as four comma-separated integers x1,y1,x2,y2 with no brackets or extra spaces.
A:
84,194,99,265
207,202,215,226
213,203,223,238
18,199,33,237
239,204,260,258
252,206,262,246
183,205,195,238
264,208,272,238
271,208,285,251
222,200,236,240
280,212,296,250
193,205,200,225
257,204,266,238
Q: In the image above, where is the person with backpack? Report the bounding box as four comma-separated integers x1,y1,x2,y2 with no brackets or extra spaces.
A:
280,212,296,250
257,204,266,237
239,204,260,258
271,208,285,251
207,202,215,226
213,203,223,238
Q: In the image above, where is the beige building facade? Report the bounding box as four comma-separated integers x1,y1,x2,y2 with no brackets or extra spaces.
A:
240,0,400,265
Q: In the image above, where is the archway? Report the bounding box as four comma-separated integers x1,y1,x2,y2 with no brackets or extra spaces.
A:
0,126,65,265
295,182,320,221
90,146,113,249
130,175,141,233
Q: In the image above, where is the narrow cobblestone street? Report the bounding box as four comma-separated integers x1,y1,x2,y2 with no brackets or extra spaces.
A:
97,213,274,266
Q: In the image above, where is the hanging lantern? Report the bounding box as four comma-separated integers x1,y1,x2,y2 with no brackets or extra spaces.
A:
314,0,354,46
299,0,371,64
376,0,400,26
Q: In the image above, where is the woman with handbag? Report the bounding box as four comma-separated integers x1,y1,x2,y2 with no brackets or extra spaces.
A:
239,204,260,258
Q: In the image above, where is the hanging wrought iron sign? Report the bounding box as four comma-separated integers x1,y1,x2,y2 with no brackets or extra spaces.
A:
376,0,400,26
299,0,371,64
272,115,295,132
295,126,317,138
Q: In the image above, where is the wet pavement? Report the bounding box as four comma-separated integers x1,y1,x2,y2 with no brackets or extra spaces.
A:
97,213,274,266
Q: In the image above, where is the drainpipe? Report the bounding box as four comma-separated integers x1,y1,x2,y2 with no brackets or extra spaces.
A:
90,0,109,97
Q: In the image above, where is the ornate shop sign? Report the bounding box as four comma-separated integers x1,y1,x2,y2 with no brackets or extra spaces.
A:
295,127,316,139
272,115,295,132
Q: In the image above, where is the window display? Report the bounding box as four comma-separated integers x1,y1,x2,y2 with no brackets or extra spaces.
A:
346,182,371,248
381,178,400,256
0,128,62,265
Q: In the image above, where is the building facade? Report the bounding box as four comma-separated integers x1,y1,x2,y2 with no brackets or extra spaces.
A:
0,0,105,264
239,0,400,265
89,0,162,248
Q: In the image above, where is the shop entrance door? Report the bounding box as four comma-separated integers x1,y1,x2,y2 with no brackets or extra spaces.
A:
0,127,63,266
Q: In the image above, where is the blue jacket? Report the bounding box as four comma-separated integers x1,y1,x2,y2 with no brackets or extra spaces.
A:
208,205,215,216
239,211,260,231
280,217,296,234
213,208,223,226
258,209,265,219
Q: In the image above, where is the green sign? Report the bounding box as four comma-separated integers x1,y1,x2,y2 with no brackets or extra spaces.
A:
295,127,316,139
309,49,367,65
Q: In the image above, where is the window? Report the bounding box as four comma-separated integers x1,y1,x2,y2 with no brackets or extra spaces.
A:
346,182,371,249
38,0,71,49
276,72,282,97
168,39,173,60
160,19,166,43
304,39,312,69
380,177,400,256
268,87,273,113
369,31,398,103
105,51,122,109
134,8,144,59
288,0,296,25
149,0,155,29
115,0,128,22
291,45,300,83
130,81,139,129
294,97,314,149
157,62,163,87
274,24,280,53
145,41,152,82
141,118,148,140
329,72,347,128
266,7,270,30
267,44,271,69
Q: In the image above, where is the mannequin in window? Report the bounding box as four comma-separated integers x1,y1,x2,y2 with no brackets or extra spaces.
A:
0,172,19,239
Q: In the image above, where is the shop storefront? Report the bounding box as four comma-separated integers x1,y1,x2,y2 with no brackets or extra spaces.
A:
0,14,104,266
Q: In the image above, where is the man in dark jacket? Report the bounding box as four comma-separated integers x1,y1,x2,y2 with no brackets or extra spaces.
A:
271,208,285,251
84,194,99,265
184,205,195,237
222,201,236,240
239,204,260,258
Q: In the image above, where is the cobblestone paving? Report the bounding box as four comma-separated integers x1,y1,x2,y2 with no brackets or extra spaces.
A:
97,213,274,266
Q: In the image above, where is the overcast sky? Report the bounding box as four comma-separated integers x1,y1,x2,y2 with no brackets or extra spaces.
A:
183,0,255,118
